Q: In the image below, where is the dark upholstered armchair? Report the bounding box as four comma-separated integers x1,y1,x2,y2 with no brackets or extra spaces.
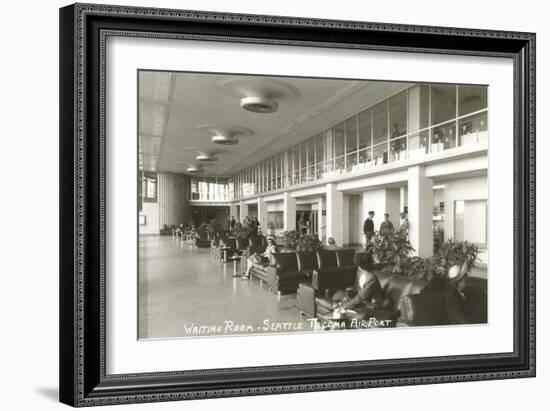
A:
296,252,318,279
235,237,250,254
194,230,211,248
247,236,267,255
266,253,308,294
215,237,237,261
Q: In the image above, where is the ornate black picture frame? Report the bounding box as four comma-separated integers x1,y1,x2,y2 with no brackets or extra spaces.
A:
59,3,535,407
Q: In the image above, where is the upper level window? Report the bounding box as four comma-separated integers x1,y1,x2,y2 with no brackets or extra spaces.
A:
431,84,456,125
190,177,229,201
458,85,488,116
358,109,372,150
315,134,324,164
389,91,407,139
372,101,388,145
334,122,345,158
346,116,358,153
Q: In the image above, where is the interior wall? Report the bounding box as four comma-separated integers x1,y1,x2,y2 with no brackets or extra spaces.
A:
433,188,444,211
342,194,350,245
348,194,362,245
247,204,258,218
362,188,401,233
139,202,160,234
463,200,488,246
442,175,488,240
139,172,191,234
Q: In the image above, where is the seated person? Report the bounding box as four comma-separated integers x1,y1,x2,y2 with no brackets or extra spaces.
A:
339,253,384,314
421,263,487,324
240,236,278,280
323,237,342,251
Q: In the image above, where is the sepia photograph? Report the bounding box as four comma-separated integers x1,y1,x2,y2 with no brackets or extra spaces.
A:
137,70,489,339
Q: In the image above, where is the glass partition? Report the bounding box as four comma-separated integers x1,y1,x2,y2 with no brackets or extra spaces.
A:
389,91,407,138
372,101,388,145
358,109,372,150
190,177,229,201
459,85,487,116
431,84,456,125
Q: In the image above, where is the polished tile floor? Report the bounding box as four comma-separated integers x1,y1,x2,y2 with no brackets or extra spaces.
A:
138,235,307,339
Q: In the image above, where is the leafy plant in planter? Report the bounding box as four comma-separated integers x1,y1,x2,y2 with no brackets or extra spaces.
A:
282,230,323,252
404,256,438,281
366,231,415,274
431,239,480,277
404,239,480,281
297,234,323,252
230,223,253,239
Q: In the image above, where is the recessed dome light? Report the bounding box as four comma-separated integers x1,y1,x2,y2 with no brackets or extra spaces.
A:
211,135,239,145
240,96,279,114
196,153,218,162
186,166,204,173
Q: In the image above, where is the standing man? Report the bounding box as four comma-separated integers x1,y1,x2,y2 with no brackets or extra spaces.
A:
363,210,375,246
379,213,394,236
298,212,307,235
398,212,409,237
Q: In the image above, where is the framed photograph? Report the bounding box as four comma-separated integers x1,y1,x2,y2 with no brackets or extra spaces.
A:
59,3,535,407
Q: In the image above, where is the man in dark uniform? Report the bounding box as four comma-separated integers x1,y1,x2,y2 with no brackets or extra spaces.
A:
363,211,375,246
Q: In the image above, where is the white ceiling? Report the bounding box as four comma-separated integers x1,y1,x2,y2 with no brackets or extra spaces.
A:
138,71,411,176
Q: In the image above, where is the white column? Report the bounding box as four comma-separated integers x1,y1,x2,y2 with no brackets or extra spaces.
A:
342,194,350,246
408,165,433,258
283,192,296,231
239,200,248,223
257,197,267,236
408,85,422,133
400,186,408,214
317,197,325,241
326,183,344,246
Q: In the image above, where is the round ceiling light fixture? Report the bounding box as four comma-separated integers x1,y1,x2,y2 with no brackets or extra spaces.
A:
195,151,218,162
186,165,205,173
240,96,279,114
217,77,300,115
211,135,239,145
196,124,253,146
178,161,207,174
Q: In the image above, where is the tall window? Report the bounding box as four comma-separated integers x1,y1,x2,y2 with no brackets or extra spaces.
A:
190,177,229,201
358,109,372,150
431,84,456,125
389,91,407,138
372,101,388,145
142,172,157,202
458,85,487,116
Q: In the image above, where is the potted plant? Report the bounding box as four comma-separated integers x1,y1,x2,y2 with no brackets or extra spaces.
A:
366,231,415,275
295,233,323,252
281,231,323,252
403,239,480,281
431,239,480,277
